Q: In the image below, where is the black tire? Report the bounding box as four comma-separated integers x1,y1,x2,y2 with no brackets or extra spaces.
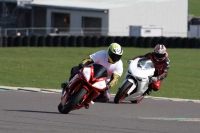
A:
58,102,63,113
131,96,144,104
61,88,87,114
114,81,133,103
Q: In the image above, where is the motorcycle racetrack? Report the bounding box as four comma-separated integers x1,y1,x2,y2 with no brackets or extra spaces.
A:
0,88,200,133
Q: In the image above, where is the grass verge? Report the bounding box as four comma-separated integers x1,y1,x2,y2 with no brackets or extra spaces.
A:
0,47,199,100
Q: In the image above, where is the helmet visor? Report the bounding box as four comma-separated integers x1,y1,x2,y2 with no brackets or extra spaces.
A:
154,53,166,59
108,49,122,63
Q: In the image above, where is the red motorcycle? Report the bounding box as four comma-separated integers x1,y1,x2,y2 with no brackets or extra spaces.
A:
58,64,108,114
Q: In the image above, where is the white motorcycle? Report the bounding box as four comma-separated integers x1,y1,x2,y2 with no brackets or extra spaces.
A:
114,57,155,104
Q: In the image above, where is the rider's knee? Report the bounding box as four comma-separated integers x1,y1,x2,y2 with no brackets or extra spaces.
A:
151,81,161,91
71,66,80,75
69,66,81,80
152,88,159,91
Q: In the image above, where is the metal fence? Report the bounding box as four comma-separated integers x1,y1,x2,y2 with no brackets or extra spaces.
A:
2,27,194,38
3,27,109,37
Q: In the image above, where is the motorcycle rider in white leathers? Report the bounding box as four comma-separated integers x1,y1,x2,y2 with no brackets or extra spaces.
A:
61,43,123,103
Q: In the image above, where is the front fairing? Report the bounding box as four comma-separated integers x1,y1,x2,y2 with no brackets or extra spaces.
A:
92,64,108,79
67,64,107,91
122,57,155,101
82,64,108,90
128,57,155,79
62,64,108,104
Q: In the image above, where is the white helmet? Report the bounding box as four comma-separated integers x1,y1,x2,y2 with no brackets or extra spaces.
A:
154,44,167,61
108,43,123,63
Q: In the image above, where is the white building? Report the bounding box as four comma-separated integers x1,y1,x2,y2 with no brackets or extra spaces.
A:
2,0,188,37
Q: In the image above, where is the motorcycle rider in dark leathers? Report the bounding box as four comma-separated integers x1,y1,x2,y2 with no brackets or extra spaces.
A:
132,44,170,96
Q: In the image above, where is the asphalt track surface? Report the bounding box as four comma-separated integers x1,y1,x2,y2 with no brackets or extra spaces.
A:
1,89,200,133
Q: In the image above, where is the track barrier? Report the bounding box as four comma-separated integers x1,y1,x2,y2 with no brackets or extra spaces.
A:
1,36,200,48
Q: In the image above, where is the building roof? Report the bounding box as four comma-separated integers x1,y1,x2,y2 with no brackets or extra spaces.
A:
26,0,174,10
0,0,32,2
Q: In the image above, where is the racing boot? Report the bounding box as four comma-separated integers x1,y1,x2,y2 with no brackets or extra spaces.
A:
145,87,152,95
102,89,111,102
94,90,111,103
85,104,89,109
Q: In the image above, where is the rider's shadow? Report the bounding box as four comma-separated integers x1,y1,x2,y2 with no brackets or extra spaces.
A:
3,109,59,114
95,101,132,104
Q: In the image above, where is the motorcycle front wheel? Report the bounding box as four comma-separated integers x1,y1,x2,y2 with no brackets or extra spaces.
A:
114,81,132,103
58,103,63,113
61,88,87,114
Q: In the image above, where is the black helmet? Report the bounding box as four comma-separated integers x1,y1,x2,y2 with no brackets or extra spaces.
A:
108,43,123,63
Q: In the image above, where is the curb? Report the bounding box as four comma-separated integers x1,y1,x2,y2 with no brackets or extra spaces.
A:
18,87,41,92
0,86,61,93
110,94,200,103
41,89,62,93
0,86,18,91
145,96,200,103
1,86,200,103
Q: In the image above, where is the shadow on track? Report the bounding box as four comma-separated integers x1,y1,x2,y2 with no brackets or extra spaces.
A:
96,101,134,104
3,109,60,114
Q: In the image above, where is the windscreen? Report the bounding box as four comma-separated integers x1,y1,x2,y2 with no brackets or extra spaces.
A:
137,57,154,70
93,64,107,79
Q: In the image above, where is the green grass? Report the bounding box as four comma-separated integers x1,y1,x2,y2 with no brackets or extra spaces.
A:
189,0,200,17
0,47,200,100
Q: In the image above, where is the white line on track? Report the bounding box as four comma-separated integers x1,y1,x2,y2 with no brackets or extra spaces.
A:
138,117,200,122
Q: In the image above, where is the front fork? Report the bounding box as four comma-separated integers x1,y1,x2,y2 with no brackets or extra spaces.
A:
120,78,137,95
61,90,69,106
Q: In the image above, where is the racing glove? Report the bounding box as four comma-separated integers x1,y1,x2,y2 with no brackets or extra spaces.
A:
126,60,132,64
79,57,94,68
150,76,158,82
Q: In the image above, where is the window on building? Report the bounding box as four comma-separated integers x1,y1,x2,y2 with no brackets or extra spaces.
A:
52,12,70,33
82,17,102,36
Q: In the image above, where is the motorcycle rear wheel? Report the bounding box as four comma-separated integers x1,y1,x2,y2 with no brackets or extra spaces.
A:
114,81,132,103
61,88,87,114
130,96,144,104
